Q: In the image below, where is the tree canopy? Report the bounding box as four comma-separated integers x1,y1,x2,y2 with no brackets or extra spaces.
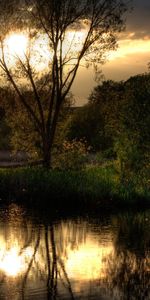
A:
0,0,128,167
68,74,150,178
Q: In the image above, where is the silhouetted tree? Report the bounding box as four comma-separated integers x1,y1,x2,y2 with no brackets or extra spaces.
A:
0,0,128,167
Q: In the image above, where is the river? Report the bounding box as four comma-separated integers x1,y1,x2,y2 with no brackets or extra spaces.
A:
0,203,149,299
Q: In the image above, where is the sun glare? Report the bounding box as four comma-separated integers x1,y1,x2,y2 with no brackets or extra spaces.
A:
5,33,28,59
2,30,88,69
0,247,23,276
0,244,33,277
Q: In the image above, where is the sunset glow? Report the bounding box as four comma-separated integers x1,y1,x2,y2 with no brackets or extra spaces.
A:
5,33,28,59
0,243,33,277
108,37,150,60
65,238,113,280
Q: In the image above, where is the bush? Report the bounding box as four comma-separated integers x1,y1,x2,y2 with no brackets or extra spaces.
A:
53,139,90,170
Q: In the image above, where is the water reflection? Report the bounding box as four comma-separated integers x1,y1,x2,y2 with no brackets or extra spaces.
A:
65,238,113,280
0,204,149,300
0,243,33,276
107,213,150,300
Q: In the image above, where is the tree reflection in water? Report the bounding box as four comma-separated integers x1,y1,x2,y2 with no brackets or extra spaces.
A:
0,204,149,300
0,204,80,299
106,213,150,300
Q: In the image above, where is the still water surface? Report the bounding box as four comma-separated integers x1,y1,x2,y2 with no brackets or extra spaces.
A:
0,204,149,300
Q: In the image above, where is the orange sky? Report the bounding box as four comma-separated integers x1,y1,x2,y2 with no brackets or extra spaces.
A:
3,1,150,106
72,40,150,105
72,0,150,105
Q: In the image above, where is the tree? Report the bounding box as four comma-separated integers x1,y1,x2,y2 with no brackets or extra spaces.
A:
88,80,125,152
68,74,150,182
115,74,150,180
0,87,14,150
0,0,128,167
0,107,11,150
67,80,125,153
0,86,73,159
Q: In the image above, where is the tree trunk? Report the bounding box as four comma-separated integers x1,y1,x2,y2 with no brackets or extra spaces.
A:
43,155,51,169
43,138,52,169
42,103,61,168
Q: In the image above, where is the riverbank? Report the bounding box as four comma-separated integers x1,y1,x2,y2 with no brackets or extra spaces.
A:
0,166,149,212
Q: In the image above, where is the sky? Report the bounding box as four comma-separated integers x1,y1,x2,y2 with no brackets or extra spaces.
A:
72,0,150,106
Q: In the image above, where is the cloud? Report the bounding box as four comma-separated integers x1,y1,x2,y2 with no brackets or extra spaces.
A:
125,0,150,40
102,52,149,80
108,38,150,60
72,0,150,105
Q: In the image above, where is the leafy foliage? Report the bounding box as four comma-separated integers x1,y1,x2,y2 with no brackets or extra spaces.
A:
67,80,125,152
0,0,128,167
67,74,150,184
53,139,89,170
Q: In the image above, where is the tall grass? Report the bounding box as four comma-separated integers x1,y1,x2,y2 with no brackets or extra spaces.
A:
0,165,149,210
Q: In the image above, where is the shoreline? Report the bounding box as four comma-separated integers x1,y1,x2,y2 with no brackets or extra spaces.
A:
0,167,149,213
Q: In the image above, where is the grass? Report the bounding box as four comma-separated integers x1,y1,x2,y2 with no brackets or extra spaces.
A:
0,164,149,212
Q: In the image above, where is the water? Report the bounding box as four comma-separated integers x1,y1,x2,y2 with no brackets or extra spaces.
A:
0,203,149,300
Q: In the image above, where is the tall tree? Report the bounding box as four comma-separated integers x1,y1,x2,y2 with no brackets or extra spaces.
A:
0,0,128,167
67,80,125,152
118,74,150,176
